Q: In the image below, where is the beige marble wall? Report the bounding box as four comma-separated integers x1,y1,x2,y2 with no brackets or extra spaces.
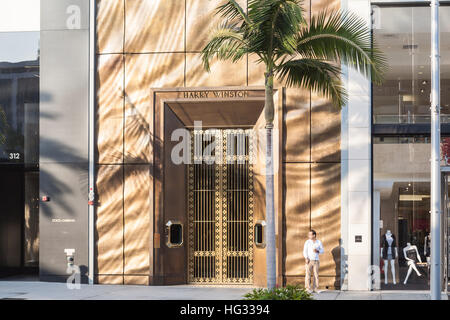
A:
283,163,311,278
282,0,342,289
311,163,341,287
95,165,124,279
96,54,124,164
95,0,341,287
124,165,151,275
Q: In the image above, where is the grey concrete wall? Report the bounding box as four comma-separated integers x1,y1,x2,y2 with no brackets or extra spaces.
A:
39,0,90,282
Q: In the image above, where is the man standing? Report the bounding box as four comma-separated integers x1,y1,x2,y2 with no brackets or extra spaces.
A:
303,230,324,293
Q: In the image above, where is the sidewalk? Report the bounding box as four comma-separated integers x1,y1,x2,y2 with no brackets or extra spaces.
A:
0,281,251,300
313,290,449,300
0,281,448,300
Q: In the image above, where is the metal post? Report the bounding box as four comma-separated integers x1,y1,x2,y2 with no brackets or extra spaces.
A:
88,0,96,285
430,0,441,300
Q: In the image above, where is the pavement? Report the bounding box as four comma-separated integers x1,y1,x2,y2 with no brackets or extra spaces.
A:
0,281,252,300
0,280,448,300
313,290,449,300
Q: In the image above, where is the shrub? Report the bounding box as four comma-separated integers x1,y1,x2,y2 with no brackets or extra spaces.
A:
243,285,313,300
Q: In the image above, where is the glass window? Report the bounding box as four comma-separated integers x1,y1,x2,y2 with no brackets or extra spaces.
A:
372,5,450,124
0,31,39,165
372,4,450,291
373,138,431,289
0,4,40,276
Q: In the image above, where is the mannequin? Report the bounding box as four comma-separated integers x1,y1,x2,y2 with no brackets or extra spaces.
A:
403,242,422,284
424,233,431,263
424,232,431,275
380,230,398,285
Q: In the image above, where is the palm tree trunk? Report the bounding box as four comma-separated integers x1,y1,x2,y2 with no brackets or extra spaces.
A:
264,71,276,289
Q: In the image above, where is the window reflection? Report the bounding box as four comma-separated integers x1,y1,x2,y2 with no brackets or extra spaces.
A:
0,30,40,273
373,6,450,124
373,138,431,289
0,31,39,165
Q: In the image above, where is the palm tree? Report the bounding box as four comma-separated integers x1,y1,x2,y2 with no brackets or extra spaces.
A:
201,0,386,289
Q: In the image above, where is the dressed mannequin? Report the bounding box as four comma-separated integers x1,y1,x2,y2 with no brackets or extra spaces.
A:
424,233,431,275
381,230,398,284
380,230,398,285
403,242,422,284
424,233,431,263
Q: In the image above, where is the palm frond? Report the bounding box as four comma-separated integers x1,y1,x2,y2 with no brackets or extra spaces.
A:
248,0,305,57
276,59,347,109
216,0,250,25
201,22,247,72
296,10,387,84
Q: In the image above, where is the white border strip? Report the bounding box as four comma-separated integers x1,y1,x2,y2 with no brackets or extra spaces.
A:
88,0,96,286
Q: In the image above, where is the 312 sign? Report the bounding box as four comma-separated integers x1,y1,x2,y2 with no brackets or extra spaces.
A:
9,153,20,160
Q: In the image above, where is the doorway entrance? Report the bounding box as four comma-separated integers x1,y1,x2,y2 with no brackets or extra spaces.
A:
0,166,39,279
187,129,254,284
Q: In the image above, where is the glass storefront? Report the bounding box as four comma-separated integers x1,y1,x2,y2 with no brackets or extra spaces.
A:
373,138,431,289
0,31,39,165
0,29,40,275
372,5,450,124
373,3,450,291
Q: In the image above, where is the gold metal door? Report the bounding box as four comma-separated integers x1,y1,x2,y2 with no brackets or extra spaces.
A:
188,129,254,284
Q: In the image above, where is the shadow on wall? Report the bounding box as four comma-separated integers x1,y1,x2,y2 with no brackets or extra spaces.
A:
94,87,162,166
93,0,350,287
332,239,346,289
38,87,91,218
283,100,341,163
93,85,162,279
282,97,342,289
40,136,89,218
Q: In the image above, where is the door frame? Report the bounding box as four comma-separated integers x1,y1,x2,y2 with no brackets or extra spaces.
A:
150,87,284,286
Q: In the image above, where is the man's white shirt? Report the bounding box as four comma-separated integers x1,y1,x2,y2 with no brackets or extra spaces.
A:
303,239,324,261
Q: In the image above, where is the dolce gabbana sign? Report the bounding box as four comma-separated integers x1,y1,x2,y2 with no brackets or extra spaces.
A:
183,90,249,99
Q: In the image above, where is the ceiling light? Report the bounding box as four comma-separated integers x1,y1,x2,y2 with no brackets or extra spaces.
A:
402,95,414,102
399,195,430,201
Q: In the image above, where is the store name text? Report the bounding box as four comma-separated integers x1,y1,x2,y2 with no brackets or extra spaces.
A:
183,90,249,99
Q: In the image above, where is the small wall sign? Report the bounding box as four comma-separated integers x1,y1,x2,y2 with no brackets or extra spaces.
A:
182,90,249,99
355,235,362,243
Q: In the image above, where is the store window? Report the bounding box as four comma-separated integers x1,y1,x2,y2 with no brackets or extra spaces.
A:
373,138,431,289
372,5,450,124
0,6,40,275
372,3,450,291
0,31,39,165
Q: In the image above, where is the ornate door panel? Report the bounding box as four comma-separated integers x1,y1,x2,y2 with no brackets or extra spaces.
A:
188,129,254,284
